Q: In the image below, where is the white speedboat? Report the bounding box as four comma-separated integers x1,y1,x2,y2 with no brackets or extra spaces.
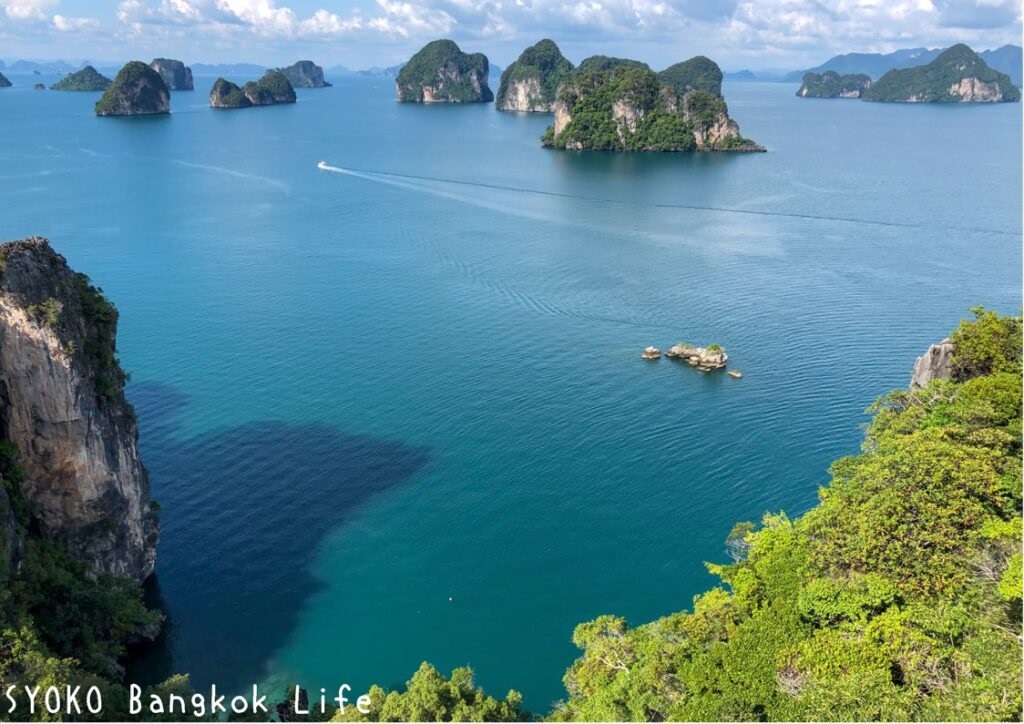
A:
317,161,328,169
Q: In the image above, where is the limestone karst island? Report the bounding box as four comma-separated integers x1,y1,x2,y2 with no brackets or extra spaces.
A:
0,5,1021,723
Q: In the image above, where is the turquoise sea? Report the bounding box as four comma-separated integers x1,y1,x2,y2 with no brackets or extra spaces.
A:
0,75,1020,710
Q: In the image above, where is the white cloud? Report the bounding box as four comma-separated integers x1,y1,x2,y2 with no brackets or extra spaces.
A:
1,0,56,21
53,13,101,30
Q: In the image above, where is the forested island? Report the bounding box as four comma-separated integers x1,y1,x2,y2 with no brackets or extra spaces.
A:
209,70,297,109
0,72,10,88
865,44,1020,102
51,65,112,91
396,39,493,103
797,70,872,98
541,57,761,152
95,61,170,116
276,60,331,88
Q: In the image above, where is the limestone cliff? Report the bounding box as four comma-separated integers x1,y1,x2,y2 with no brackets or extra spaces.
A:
0,72,10,88
396,39,493,103
496,39,573,112
910,338,955,390
544,64,762,152
150,58,194,91
796,71,871,98
95,61,170,116
865,44,1020,103
0,237,157,581
277,60,331,88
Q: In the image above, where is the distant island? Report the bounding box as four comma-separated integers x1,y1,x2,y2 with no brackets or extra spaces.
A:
396,39,493,103
95,61,170,116
789,43,1022,87
50,65,112,91
0,72,10,88
276,60,331,88
209,70,296,109
864,44,1020,102
496,39,573,112
150,58,193,90
542,56,762,152
797,71,872,98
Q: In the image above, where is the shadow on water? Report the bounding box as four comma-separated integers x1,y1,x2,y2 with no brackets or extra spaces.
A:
124,381,431,692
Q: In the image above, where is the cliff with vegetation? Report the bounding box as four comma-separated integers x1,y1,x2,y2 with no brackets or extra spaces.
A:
658,56,723,97
51,65,112,91
0,236,180,719
209,71,296,109
149,58,193,90
542,63,761,152
277,60,331,88
95,61,170,116
496,39,574,112
342,308,1022,722
797,70,872,98
865,44,1021,102
396,39,493,103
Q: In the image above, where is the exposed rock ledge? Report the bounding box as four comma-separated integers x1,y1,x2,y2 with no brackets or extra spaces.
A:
665,343,728,370
0,237,158,581
910,338,954,390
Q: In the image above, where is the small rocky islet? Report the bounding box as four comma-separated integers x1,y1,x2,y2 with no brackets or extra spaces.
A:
209,70,297,109
51,65,112,91
94,61,170,116
396,39,494,103
150,58,194,90
642,342,739,375
276,60,331,88
797,70,872,98
0,71,10,88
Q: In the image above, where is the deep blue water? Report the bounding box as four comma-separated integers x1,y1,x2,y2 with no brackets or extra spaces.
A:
0,74,1020,711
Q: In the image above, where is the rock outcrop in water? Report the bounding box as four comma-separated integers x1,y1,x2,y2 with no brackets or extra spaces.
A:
95,61,170,116
396,39,493,103
666,342,729,370
910,337,955,389
276,60,331,88
149,58,194,90
496,39,574,112
543,61,762,152
51,65,112,91
0,237,158,581
797,71,871,98
865,44,1020,102
209,71,296,109
0,72,12,88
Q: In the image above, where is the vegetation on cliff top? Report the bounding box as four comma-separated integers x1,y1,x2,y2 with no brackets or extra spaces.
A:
865,44,1021,102
350,308,1023,721
658,56,723,97
51,65,112,92
243,69,296,104
496,39,574,110
209,77,252,108
396,39,493,102
797,70,871,98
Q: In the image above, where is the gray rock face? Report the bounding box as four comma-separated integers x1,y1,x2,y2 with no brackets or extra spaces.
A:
910,338,955,389
150,58,194,90
277,60,331,88
0,237,158,581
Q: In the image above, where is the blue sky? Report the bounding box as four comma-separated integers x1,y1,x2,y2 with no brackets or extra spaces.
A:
0,0,1021,70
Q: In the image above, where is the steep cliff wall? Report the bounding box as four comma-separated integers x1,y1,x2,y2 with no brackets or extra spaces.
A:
0,237,157,581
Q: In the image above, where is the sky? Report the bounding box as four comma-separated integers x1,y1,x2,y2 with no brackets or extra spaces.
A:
0,0,1021,70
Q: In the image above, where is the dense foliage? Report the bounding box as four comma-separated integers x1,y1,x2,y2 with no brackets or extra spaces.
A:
496,39,574,110
95,61,169,115
796,71,871,98
396,40,493,102
51,66,112,92
658,56,723,97
244,70,296,104
334,663,524,722
865,44,1021,102
573,56,649,75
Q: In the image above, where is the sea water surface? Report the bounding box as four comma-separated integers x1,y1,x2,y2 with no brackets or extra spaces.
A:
0,75,1020,710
